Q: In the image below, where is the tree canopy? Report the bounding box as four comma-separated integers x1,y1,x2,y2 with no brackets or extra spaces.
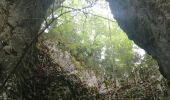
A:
46,0,136,77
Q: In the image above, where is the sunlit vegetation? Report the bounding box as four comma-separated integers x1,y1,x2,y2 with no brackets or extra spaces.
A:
47,0,133,76
42,0,168,99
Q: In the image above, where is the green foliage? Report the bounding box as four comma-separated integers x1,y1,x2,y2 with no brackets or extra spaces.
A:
46,0,135,78
44,0,168,99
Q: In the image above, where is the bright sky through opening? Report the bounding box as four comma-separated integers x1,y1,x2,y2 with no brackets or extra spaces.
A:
92,0,145,57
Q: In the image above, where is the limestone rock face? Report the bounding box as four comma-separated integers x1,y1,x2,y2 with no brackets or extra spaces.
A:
108,0,170,80
0,0,63,84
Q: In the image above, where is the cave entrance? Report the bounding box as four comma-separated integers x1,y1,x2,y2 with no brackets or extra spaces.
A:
40,0,167,98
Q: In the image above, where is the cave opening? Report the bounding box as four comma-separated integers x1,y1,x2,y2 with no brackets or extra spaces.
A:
1,0,169,99
39,0,168,99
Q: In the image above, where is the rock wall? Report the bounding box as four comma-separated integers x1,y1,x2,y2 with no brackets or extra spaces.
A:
0,0,63,84
108,0,170,80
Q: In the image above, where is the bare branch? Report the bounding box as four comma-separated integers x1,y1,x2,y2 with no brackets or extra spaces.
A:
62,6,116,23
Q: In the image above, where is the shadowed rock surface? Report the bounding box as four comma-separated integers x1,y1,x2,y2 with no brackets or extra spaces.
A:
0,0,64,86
108,0,170,80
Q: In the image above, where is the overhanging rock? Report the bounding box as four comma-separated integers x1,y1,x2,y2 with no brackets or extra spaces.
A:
108,0,170,80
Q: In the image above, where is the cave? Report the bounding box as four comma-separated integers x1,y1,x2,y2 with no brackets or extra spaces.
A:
0,0,170,99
